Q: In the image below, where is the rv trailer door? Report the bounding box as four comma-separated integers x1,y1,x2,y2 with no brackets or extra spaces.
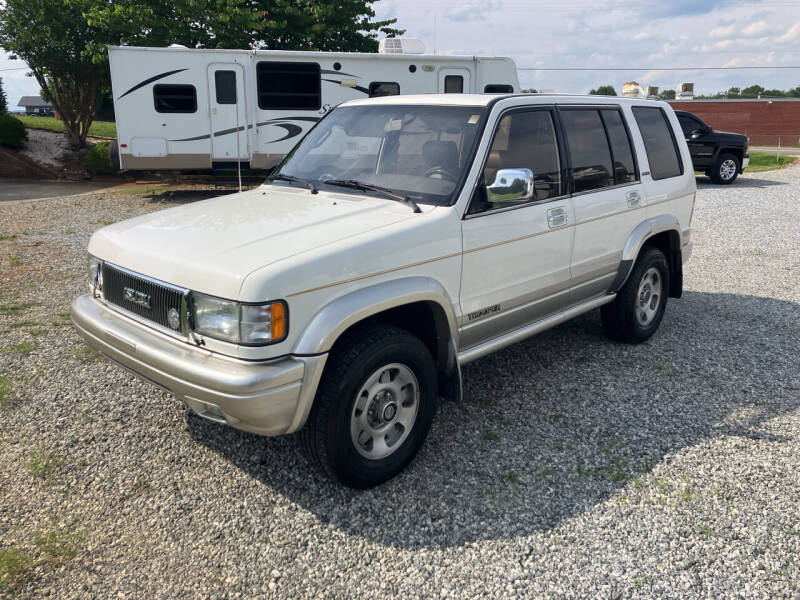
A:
207,63,248,162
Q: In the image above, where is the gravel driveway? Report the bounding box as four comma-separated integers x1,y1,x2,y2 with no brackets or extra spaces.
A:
1,169,798,599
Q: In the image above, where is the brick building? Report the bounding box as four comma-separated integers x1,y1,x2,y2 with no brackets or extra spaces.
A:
668,98,800,147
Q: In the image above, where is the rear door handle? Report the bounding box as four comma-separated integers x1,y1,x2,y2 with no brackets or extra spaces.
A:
547,206,568,228
627,191,642,207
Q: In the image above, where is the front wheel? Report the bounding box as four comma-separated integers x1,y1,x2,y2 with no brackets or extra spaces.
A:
298,325,438,488
602,247,670,343
710,152,740,185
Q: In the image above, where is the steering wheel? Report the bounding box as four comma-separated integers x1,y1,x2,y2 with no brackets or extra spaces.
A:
423,167,458,182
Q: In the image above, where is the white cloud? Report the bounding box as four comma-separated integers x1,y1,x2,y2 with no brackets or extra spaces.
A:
777,21,800,42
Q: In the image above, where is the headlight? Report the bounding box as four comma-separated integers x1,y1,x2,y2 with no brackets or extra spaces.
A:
88,255,103,291
192,293,287,345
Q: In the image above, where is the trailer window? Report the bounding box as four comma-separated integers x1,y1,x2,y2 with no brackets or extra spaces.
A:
153,84,197,113
369,82,400,97
214,70,237,104
257,62,321,110
484,84,513,93
444,75,464,93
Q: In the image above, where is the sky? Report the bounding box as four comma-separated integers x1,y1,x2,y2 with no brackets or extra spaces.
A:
372,0,800,95
2,0,799,109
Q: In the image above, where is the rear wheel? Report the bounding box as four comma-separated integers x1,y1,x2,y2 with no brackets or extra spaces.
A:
298,325,437,488
710,152,740,184
602,246,670,343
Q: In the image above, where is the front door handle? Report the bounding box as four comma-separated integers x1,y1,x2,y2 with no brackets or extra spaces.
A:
547,206,568,228
627,191,642,207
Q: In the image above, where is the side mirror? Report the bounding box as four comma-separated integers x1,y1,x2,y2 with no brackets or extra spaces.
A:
486,168,534,203
690,129,704,139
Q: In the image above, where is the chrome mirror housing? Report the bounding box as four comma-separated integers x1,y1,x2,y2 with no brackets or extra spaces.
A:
486,168,534,203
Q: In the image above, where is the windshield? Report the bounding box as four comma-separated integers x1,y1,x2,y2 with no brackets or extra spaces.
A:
274,105,488,206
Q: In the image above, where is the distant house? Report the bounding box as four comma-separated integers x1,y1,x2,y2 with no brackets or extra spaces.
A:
17,95,54,116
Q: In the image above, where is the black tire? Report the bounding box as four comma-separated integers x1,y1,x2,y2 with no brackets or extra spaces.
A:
710,152,740,185
602,246,670,343
298,325,438,488
109,140,121,173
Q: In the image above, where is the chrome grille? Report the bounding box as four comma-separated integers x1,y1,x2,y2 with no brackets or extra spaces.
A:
101,263,186,332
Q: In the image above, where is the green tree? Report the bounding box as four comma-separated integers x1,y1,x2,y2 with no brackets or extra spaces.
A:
254,0,403,51
82,0,262,52
0,0,112,147
0,77,7,114
741,84,765,98
658,89,676,100
521,88,539,94
589,85,617,96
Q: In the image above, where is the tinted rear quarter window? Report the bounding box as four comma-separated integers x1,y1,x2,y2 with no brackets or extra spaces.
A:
600,109,637,185
633,107,683,180
560,109,614,193
153,84,197,113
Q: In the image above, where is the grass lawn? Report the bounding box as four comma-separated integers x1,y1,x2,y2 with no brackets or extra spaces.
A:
12,114,116,138
745,150,797,172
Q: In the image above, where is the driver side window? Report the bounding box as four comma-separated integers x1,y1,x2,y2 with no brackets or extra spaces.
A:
468,110,561,215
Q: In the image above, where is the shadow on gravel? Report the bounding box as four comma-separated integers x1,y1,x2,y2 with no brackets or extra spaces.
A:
695,174,788,189
187,291,800,550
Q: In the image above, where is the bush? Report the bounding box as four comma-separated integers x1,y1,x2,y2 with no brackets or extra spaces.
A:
0,114,28,149
82,141,113,175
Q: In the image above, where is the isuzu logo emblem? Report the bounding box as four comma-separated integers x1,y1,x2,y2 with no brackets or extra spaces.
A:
167,307,181,330
123,287,151,309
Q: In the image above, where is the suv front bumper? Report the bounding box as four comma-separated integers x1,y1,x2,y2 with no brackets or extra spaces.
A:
70,294,327,436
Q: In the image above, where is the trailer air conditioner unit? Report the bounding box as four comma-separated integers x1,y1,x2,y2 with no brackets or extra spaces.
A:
378,38,426,54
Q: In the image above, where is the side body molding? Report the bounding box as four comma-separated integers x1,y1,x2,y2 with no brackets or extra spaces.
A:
292,276,459,356
608,214,681,294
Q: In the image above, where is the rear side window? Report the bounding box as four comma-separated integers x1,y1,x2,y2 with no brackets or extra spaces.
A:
560,109,614,193
257,62,321,110
153,84,197,113
444,75,464,93
600,109,637,185
369,82,400,97
484,84,513,93
214,70,237,105
633,107,683,180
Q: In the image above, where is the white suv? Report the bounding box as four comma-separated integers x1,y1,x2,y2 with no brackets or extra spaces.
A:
72,94,695,487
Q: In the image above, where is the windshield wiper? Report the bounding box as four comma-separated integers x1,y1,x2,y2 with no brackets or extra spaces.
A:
324,179,421,213
269,173,318,194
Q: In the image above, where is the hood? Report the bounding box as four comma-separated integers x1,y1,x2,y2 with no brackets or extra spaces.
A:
88,184,421,299
711,130,748,143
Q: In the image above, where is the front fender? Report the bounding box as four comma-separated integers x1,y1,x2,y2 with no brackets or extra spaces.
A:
292,276,459,356
608,214,680,293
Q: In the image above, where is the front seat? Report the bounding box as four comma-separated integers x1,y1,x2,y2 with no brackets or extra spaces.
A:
422,140,459,178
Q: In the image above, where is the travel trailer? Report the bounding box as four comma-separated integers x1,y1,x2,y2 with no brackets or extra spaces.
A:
108,43,520,171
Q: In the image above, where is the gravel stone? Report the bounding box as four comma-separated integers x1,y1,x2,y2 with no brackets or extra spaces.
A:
0,167,798,599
